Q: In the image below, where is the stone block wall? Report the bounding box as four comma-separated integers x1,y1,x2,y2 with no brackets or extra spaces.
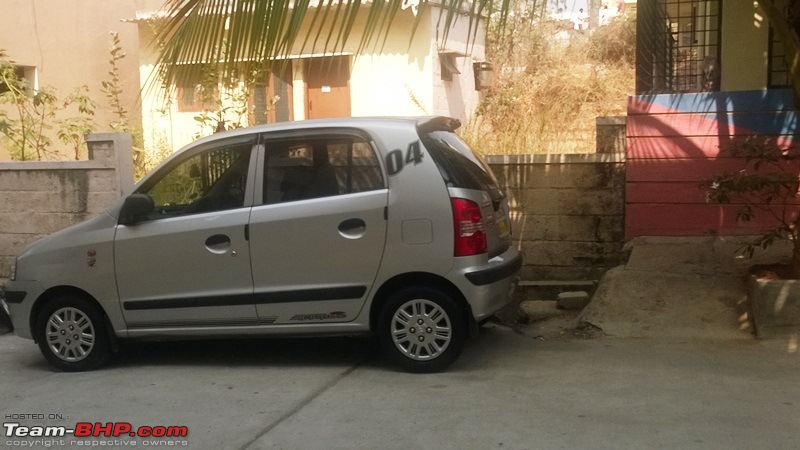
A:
487,153,626,281
0,134,133,279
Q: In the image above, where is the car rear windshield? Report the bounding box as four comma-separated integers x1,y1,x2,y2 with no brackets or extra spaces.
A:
420,130,504,201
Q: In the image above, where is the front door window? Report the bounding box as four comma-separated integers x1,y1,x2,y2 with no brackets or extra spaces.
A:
145,144,252,218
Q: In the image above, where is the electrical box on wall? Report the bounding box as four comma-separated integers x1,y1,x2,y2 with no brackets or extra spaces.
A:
473,62,494,90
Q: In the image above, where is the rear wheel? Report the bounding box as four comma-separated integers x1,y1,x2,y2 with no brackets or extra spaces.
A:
35,296,111,372
377,287,466,373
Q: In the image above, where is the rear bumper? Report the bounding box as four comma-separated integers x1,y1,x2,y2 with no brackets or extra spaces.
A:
449,247,522,322
465,253,522,286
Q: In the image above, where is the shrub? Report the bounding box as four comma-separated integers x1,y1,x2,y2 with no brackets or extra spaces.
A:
463,16,634,155
704,137,800,278
0,50,96,160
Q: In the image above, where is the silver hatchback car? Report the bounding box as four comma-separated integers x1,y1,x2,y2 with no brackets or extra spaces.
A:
2,116,521,373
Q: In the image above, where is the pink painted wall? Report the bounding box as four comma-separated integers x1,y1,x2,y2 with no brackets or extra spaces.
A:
625,90,799,239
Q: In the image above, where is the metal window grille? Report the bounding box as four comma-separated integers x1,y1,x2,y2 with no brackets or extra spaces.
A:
636,0,721,94
768,27,790,88
768,2,799,89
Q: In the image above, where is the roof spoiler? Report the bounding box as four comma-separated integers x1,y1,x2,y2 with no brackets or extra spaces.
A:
417,116,461,133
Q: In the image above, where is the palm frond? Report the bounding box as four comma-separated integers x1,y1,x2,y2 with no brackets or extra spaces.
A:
151,0,505,96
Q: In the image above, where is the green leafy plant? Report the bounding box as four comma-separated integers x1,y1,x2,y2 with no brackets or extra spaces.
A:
101,32,130,132
192,64,279,138
704,137,800,278
0,50,96,160
57,86,97,160
100,32,148,177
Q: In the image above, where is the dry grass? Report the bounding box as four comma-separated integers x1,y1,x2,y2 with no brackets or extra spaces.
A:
462,17,635,155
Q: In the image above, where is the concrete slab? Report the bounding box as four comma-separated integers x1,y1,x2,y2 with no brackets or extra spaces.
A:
580,237,795,340
624,236,793,276
580,266,752,340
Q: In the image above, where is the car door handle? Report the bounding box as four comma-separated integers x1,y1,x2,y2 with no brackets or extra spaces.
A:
205,234,231,254
338,218,366,239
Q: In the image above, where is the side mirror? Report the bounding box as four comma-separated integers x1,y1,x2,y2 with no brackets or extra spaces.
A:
118,194,155,225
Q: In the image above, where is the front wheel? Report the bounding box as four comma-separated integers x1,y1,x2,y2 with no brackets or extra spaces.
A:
377,287,467,373
35,296,111,372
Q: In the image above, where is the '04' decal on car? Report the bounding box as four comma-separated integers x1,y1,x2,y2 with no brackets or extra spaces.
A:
385,141,424,176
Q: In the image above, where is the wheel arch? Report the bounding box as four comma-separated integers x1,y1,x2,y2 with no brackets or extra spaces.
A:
369,272,473,332
30,286,107,343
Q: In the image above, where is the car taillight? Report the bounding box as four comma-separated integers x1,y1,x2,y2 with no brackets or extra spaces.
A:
452,198,487,256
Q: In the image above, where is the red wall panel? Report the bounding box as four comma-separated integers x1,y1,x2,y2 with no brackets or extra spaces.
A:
625,90,799,240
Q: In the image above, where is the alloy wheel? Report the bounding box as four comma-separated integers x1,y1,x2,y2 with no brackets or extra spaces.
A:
44,307,96,362
390,299,452,361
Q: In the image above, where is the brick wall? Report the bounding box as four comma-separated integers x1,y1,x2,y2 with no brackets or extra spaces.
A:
0,134,133,279
487,152,626,281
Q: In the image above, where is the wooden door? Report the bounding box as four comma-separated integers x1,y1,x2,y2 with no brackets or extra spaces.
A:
305,56,351,119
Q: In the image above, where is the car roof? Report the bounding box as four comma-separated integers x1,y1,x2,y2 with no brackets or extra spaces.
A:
186,116,460,148
198,116,421,142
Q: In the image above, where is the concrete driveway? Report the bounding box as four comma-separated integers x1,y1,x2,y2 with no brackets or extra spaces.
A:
2,325,800,450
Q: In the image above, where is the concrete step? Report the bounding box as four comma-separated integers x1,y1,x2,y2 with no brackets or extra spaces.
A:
557,291,591,311
519,300,571,322
518,280,598,301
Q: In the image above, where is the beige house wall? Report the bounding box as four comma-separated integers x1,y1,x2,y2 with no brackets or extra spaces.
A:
137,5,485,153
720,0,770,91
350,8,434,119
0,0,143,161
137,8,434,152
429,8,487,124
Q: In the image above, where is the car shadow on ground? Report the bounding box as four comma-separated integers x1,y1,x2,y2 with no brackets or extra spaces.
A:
102,324,515,372
110,335,384,370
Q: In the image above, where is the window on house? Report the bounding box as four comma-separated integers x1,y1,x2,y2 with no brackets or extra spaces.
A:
768,28,790,89
636,0,721,94
768,3,799,89
0,65,36,95
176,85,201,112
440,53,462,82
177,84,219,113
250,64,293,124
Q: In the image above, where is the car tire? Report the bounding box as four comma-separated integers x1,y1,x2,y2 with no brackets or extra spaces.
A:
35,295,111,372
377,287,466,373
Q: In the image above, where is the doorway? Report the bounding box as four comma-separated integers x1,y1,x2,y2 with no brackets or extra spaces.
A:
305,56,351,119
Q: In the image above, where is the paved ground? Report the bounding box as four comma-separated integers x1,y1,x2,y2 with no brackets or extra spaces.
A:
2,324,800,450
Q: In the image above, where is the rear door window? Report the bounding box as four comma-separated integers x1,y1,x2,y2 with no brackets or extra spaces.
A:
263,136,384,205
